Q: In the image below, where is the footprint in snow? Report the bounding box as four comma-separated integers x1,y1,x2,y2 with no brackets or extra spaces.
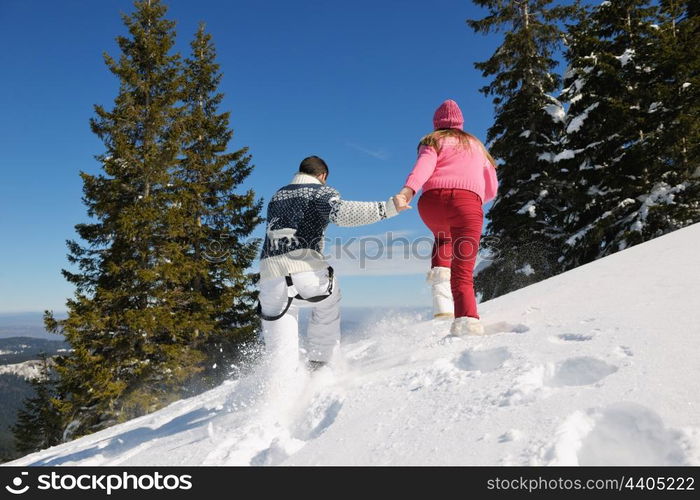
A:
543,403,687,465
613,345,634,358
547,356,618,387
292,391,345,441
498,429,523,443
454,347,511,373
484,322,530,335
249,431,305,466
225,386,345,465
499,357,619,407
549,333,595,344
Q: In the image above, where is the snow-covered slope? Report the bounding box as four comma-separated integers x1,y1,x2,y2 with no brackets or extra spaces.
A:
9,224,700,466
0,359,44,380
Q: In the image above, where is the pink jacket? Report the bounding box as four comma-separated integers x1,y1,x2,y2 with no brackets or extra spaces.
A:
404,136,498,204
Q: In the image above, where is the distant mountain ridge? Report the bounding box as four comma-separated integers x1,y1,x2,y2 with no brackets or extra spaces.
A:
0,312,67,340
0,337,69,364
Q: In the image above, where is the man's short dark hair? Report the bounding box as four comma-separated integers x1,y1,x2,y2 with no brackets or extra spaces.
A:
299,156,329,177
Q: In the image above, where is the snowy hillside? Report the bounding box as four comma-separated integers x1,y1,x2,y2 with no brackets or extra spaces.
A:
0,360,44,380
8,224,700,466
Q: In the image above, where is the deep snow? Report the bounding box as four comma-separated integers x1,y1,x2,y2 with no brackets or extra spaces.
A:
8,223,700,466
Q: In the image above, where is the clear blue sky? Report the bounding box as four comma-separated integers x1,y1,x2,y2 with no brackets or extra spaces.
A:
0,0,504,313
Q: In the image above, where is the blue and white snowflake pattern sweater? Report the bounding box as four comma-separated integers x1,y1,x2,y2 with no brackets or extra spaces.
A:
259,173,398,279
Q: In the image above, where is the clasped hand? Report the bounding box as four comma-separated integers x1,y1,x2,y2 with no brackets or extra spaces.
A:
392,187,414,212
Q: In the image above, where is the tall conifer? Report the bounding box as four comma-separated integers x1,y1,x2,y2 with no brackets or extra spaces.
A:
177,24,262,389
468,0,576,300
632,0,700,239
44,0,189,436
557,0,678,268
12,355,64,454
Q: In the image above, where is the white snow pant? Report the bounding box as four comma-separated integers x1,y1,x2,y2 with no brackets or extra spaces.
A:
259,268,341,377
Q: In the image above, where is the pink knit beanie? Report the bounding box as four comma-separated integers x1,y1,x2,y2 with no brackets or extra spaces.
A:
433,99,464,130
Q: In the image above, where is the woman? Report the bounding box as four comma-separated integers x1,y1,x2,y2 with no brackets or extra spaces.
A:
395,99,498,335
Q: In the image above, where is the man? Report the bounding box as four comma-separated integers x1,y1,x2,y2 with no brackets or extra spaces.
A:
258,156,407,378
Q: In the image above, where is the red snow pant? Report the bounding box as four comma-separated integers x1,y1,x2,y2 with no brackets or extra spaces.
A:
417,188,484,319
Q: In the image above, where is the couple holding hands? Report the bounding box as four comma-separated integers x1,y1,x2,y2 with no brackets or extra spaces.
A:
258,99,498,375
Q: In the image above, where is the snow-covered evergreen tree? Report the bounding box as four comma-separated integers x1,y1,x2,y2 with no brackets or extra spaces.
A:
468,0,576,300
558,0,698,269
630,0,700,240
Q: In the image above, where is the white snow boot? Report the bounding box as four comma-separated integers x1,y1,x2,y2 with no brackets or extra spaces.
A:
450,316,485,336
427,266,454,319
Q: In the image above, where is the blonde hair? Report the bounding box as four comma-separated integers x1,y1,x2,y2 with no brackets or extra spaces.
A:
419,129,497,168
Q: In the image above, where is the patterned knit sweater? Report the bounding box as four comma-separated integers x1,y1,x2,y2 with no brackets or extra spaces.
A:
259,173,398,279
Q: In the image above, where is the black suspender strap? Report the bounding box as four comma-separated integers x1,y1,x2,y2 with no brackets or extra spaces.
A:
257,267,334,322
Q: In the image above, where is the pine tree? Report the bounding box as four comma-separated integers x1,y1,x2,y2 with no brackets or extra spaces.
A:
43,0,199,438
468,0,577,300
557,0,678,269
176,24,262,390
630,0,700,239
12,355,64,455
39,2,262,440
